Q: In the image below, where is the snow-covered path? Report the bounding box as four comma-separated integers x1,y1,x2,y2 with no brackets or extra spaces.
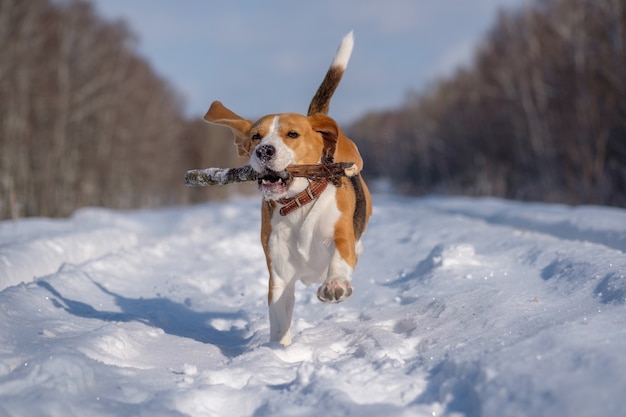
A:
1,196,625,417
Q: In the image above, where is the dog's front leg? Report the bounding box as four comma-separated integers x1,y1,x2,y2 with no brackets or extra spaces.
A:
268,277,296,346
317,221,357,303
261,201,294,346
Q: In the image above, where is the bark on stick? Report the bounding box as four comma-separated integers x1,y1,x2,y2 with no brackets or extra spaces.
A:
185,162,357,187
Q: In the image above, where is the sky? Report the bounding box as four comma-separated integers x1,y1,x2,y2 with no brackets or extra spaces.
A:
89,0,528,123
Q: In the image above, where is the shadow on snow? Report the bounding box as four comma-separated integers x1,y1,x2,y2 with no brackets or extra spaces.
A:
37,280,252,357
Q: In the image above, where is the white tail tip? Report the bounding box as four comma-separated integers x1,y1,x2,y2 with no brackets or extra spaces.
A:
332,31,354,69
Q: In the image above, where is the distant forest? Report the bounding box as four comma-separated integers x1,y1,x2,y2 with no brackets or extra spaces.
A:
348,0,626,206
1,0,625,220
0,0,248,219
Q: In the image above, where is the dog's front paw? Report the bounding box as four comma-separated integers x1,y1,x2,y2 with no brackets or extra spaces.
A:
317,280,353,303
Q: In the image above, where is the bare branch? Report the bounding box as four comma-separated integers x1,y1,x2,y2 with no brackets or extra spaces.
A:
185,162,358,187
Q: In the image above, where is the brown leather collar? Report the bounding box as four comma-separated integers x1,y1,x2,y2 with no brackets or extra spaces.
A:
276,178,329,216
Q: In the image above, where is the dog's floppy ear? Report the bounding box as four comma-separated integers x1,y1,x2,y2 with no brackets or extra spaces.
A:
309,113,363,170
308,113,340,163
308,113,338,140
204,101,253,158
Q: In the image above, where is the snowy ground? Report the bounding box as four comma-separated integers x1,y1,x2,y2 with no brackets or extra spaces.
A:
1,195,625,417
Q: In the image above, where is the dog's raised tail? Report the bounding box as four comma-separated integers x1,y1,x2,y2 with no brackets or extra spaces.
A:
307,31,354,116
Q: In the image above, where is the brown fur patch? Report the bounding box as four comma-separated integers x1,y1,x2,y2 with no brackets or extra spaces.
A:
261,200,275,304
203,101,253,158
350,174,369,240
308,66,345,116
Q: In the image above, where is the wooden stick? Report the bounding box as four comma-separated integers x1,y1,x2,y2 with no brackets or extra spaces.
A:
185,165,265,186
185,162,357,187
285,162,358,179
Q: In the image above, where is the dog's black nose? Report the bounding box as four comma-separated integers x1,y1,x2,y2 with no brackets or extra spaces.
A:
255,144,276,161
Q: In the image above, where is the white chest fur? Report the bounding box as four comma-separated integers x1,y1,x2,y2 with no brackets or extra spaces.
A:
268,184,340,286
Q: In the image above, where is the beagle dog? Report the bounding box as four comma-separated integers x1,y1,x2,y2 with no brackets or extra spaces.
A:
204,32,371,346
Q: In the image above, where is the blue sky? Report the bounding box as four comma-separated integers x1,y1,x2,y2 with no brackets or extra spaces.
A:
89,0,527,123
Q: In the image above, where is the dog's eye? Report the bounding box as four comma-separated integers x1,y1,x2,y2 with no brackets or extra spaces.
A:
251,133,262,141
287,131,300,139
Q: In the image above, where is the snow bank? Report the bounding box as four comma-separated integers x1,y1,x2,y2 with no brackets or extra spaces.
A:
1,196,625,417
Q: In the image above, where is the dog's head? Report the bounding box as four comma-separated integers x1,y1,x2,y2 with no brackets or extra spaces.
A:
204,101,347,200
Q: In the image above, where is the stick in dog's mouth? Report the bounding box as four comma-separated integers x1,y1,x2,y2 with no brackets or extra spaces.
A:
258,170,292,196
257,170,291,185
184,162,357,187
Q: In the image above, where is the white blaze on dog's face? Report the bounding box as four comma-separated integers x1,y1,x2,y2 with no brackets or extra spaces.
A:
248,113,325,200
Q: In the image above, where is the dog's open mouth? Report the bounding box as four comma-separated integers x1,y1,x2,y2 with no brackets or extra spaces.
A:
258,170,291,196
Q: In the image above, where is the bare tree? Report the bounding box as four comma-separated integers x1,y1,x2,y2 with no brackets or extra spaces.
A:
0,0,245,220
348,0,626,206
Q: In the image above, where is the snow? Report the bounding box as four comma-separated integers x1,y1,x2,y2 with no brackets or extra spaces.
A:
1,195,625,417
